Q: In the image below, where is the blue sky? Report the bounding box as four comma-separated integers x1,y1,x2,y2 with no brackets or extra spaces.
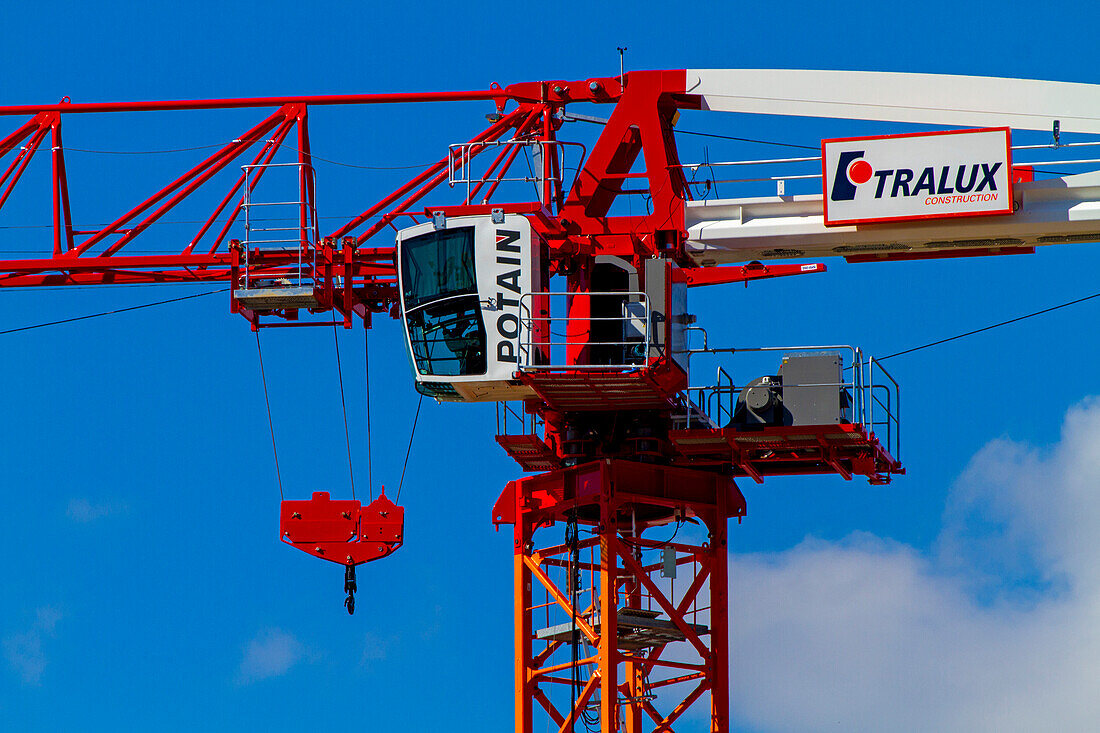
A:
3,1,1100,731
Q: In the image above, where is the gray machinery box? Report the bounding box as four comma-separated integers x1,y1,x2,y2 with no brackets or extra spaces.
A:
777,353,846,425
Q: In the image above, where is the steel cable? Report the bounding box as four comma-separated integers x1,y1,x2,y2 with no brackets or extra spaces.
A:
364,328,374,502
65,138,432,169
0,287,225,335
878,290,1100,362
395,394,424,503
332,321,356,500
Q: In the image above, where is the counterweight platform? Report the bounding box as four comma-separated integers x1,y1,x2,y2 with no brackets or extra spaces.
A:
496,423,902,484
669,422,902,485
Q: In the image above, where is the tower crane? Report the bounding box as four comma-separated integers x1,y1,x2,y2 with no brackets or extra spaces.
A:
3,68,1100,732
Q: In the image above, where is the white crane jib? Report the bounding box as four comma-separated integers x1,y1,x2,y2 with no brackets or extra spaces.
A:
680,70,1100,265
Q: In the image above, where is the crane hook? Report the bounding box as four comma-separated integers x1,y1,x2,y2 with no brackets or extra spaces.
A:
344,562,357,615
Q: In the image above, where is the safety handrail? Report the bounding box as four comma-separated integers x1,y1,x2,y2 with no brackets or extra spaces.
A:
674,141,1100,197
517,291,652,371
241,162,319,289
496,400,544,437
448,140,585,203
675,345,900,460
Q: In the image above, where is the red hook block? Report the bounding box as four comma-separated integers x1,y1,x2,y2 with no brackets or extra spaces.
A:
280,490,404,566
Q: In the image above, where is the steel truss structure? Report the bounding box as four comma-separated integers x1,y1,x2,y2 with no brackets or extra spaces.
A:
496,460,744,732
0,71,781,311
0,70,915,732
11,67,1091,730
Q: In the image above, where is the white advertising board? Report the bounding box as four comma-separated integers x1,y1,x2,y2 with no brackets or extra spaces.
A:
822,127,1013,226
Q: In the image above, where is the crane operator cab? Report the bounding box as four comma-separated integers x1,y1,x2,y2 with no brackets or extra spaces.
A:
397,213,543,402
397,212,693,403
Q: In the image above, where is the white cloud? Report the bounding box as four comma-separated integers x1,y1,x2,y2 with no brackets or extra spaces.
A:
34,607,61,634
4,606,62,685
728,397,1100,732
66,498,124,523
238,628,304,683
360,632,391,664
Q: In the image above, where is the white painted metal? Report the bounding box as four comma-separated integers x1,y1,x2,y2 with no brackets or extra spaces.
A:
397,214,539,402
685,170,1100,264
822,128,1012,224
686,70,1100,134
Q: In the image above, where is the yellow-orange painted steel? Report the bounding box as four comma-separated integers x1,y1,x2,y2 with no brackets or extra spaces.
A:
532,639,564,669
532,687,565,727
624,657,645,732
599,490,619,732
515,519,533,733
507,459,740,732
523,555,599,644
623,527,645,733
562,673,600,733
657,681,710,732
533,654,600,679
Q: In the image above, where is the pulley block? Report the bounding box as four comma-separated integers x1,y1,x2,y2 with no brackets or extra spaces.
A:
280,490,404,566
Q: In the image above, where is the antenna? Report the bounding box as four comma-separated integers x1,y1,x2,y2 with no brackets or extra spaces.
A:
617,46,627,88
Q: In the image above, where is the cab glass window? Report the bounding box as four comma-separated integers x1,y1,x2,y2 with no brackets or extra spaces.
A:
400,227,487,377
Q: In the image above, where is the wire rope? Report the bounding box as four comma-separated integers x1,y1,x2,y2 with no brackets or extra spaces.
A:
877,290,1100,361
0,287,225,335
331,321,356,500
396,394,424,503
64,139,432,169
254,331,284,500
674,128,819,150
364,327,374,502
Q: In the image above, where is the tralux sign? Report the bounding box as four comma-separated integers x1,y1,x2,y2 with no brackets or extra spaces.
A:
822,127,1013,226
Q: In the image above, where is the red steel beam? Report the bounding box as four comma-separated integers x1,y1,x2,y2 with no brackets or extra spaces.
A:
298,106,316,250
464,107,544,205
98,109,297,257
523,555,599,644
51,116,75,254
683,261,826,287
68,107,292,257
0,114,47,158
0,123,49,212
0,90,503,117
617,546,710,659
0,252,396,276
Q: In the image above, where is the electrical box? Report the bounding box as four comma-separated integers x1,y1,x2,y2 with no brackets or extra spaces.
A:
778,353,846,425
731,353,848,428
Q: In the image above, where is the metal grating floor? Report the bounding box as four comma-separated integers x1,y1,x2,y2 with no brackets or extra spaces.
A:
536,608,708,651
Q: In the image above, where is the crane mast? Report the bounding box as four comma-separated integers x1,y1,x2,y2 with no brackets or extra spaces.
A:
3,69,1099,732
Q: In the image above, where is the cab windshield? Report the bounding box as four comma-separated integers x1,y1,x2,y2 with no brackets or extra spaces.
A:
400,227,487,377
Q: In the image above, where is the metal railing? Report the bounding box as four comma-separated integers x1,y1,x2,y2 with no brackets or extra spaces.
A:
447,140,583,203
676,344,901,460
712,366,735,426
868,356,901,461
517,291,652,371
496,400,544,437
675,139,1100,198
240,162,319,289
